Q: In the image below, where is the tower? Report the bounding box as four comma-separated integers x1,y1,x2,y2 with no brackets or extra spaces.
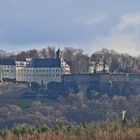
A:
56,48,60,59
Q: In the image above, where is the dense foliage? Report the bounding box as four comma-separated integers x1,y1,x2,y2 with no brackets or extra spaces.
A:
0,87,140,128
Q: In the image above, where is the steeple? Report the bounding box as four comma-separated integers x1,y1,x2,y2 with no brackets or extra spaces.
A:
56,48,60,59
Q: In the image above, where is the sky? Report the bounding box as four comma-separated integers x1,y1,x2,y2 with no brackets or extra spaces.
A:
0,0,140,56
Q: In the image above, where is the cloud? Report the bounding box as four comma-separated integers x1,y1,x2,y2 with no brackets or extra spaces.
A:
88,33,139,55
115,12,140,32
87,12,140,56
77,15,107,26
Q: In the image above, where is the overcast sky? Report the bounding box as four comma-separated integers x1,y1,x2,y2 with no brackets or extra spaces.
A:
0,0,140,55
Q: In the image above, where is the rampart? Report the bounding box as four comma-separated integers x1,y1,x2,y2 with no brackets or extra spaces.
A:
62,73,140,84
62,73,140,96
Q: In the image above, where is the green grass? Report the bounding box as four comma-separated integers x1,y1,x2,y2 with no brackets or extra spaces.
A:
16,99,36,108
16,98,58,108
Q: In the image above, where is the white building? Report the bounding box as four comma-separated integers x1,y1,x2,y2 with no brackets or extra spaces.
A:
0,50,71,85
16,58,70,86
0,59,16,82
15,61,28,82
89,61,109,73
0,49,70,86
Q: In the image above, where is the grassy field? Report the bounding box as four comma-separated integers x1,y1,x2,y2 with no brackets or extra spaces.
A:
0,121,140,140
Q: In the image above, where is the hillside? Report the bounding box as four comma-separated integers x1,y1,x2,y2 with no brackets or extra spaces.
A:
0,82,140,128
0,82,29,107
0,83,28,95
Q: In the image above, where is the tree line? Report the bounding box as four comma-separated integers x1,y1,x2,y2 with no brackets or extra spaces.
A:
1,47,140,73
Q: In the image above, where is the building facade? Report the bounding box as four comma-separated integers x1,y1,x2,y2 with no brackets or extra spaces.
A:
16,58,70,86
0,54,70,86
88,61,109,73
0,59,16,82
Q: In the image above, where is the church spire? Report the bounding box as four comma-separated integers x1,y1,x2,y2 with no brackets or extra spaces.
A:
56,48,60,58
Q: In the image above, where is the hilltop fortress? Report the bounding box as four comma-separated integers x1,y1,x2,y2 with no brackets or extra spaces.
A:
0,49,140,97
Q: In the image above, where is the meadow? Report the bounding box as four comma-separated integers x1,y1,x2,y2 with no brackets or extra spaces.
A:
0,119,140,140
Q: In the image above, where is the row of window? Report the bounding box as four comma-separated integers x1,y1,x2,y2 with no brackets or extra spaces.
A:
3,66,14,68
16,63,27,66
17,73,60,77
3,70,14,72
17,69,62,72
17,79,60,82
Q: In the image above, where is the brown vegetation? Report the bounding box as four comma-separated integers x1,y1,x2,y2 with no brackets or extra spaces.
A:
0,123,140,140
0,92,140,127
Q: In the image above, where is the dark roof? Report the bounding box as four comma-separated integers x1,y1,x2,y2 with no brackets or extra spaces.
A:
0,59,15,65
30,58,61,68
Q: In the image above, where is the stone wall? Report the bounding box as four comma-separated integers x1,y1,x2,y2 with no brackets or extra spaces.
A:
63,73,140,84
62,73,140,96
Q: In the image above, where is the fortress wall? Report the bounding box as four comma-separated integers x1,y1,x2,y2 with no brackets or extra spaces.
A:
62,73,140,96
128,74,140,82
62,74,100,84
62,73,140,85
99,74,128,82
